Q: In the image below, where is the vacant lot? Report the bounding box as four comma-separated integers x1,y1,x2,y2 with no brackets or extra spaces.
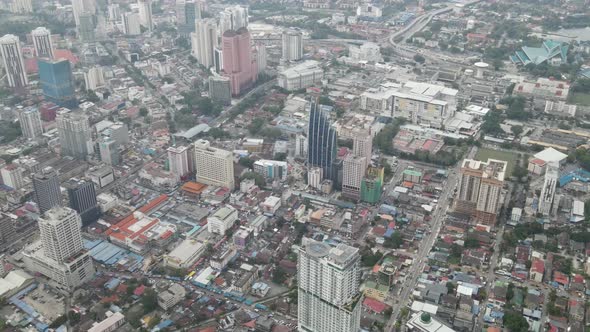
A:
474,148,523,176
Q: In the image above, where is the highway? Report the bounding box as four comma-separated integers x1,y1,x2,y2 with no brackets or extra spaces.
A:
384,147,477,331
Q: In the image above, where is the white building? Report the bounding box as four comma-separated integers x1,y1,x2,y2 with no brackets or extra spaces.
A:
544,100,577,117
10,0,32,13
538,161,558,216
1,165,25,190
84,66,105,91
157,283,186,310
278,60,323,91
71,0,96,26
342,156,366,201
107,4,121,21
194,139,235,189
219,5,248,34
255,44,267,73
356,3,382,18
253,159,288,180
191,18,218,68
298,238,361,332
261,196,281,216
18,107,43,140
282,28,303,62
31,27,55,59
0,34,28,88
349,42,382,62
88,311,125,332
295,134,307,158
123,12,141,36
165,239,205,269
406,312,456,332
360,86,398,114
137,0,153,31
208,206,238,235
167,145,190,182
308,167,323,189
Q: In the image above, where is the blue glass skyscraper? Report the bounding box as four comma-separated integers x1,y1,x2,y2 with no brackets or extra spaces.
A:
38,58,78,108
307,100,337,181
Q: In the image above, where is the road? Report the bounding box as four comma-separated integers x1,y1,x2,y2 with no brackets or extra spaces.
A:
384,147,477,331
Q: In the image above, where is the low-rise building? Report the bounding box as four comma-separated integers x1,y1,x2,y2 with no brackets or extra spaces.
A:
208,206,238,235
261,196,281,216
278,61,323,91
158,283,186,310
88,311,125,332
164,239,206,269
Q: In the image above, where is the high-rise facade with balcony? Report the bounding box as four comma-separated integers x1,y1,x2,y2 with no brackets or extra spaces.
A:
221,28,257,96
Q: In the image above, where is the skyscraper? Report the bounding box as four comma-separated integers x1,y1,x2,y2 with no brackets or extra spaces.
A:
255,44,266,73
32,167,62,215
0,164,24,190
18,107,43,140
538,161,559,216
177,0,201,35
78,12,96,41
298,238,361,332
352,129,372,166
342,156,366,201
282,28,303,62
0,34,28,88
307,101,337,181
56,111,93,160
107,4,121,21
455,158,507,225
191,18,218,68
23,207,95,290
167,145,190,182
208,76,231,106
219,5,248,34
38,58,77,108
72,0,96,26
222,28,257,96
84,66,105,90
31,27,55,59
98,138,120,166
123,12,141,36
194,139,235,189
64,178,100,226
138,0,153,31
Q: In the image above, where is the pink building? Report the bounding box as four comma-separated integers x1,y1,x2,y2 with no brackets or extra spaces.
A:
222,28,257,96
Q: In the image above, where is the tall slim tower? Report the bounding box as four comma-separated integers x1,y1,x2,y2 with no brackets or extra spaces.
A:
72,0,96,26
18,107,43,140
32,167,62,215
0,34,28,88
78,12,96,41
123,12,141,36
64,179,100,226
31,27,55,59
282,28,303,62
222,28,257,96
352,129,372,169
168,145,190,182
538,161,559,216
177,0,201,35
38,58,77,108
307,101,337,181
298,238,362,332
219,5,248,34
191,18,218,68
138,0,153,31
56,111,93,160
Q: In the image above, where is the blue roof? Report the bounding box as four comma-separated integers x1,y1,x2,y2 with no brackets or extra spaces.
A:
513,40,568,65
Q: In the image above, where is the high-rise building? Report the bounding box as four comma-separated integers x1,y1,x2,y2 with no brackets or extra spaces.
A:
18,107,43,140
64,179,100,226
361,166,384,204
123,12,141,36
298,238,361,332
23,207,95,291
222,28,257,96
282,28,303,62
295,134,307,158
72,0,96,26
167,145,190,182
177,0,201,35
56,111,93,160
253,160,288,180
307,101,337,181
208,76,231,106
255,44,266,73
10,0,32,13
32,167,62,215
78,13,96,41
538,161,559,216
219,5,248,34
0,164,24,190
84,66,105,90
353,130,372,163
191,18,218,68
98,138,120,166
107,4,121,21
31,27,55,59
0,34,28,88
194,139,235,189
342,156,366,201
138,0,153,31
213,47,223,73
455,158,507,225
38,59,77,108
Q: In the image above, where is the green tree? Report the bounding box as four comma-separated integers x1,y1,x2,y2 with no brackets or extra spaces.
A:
384,232,403,249
503,311,529,332
241,172,265,187
511,125,523,136
141,288,158,313
413,54,425,64
273,266,287,284
248,118,266,135
139,107,148,117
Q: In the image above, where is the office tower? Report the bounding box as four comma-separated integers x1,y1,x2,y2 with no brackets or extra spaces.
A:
282,28,303,62
23,207,95,291
298,238,361,332
307,101,337,181
208,76,231,106
455,158,507,225
78,13,96,41
295,134,307,158
56,111,93,160
255,44,266,73
352,129,372,170
32,167,62,215
138,0,153,31
219,5,248,34
18,107,43,140
123,12,141,36
191,18,218,68
167,145,190,182
342,156,366,201
194,139,235,189
84,66,105,90
177,0,201,35
0,164,24,190
72,0,96,26
108,4,121,21
31,27,55,59
64,179,100,226
98,138,120,166
10,0,32,13
214,47,223,73
222,28,257,96
38,59,77,108
0,34,28,89
538,161,559,216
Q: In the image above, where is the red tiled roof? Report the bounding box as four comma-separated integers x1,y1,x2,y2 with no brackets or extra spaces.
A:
553,271,569,285
531,259,545,274
134,284,146,296
363,297,389,313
